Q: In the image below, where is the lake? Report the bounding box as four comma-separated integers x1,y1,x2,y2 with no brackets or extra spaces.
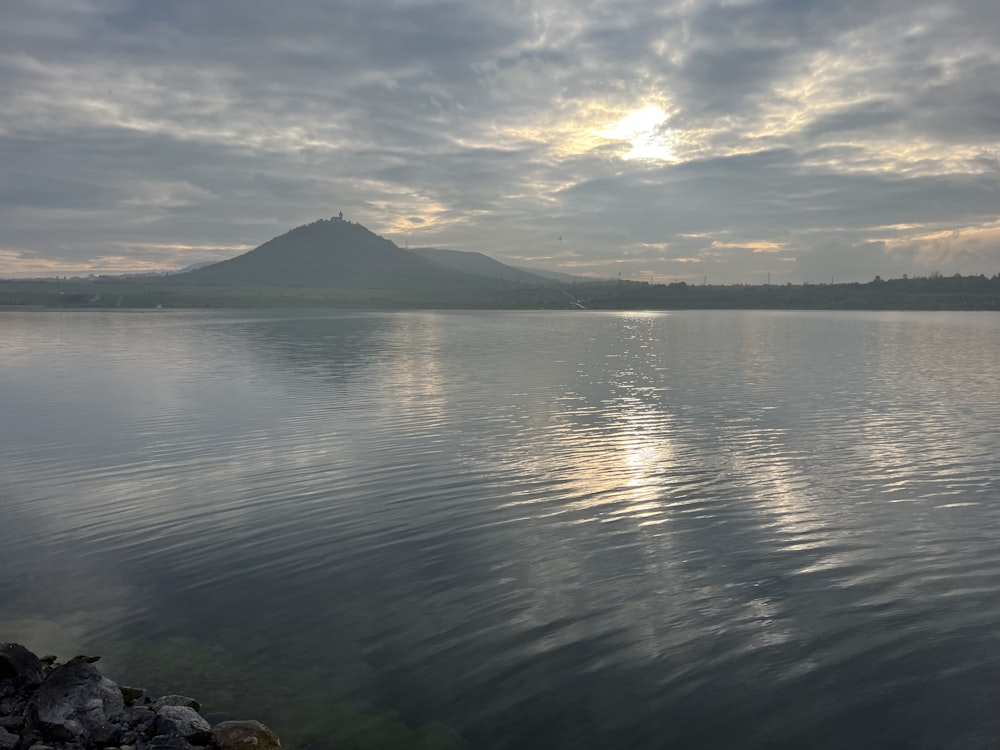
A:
2,309,1000,749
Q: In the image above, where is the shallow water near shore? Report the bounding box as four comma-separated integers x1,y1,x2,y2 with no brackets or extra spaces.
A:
3,309,1000,748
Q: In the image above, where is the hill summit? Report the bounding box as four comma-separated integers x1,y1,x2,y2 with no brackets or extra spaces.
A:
173,217,500,291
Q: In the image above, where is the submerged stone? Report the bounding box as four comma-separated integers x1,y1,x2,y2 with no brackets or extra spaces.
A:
211,720,280,750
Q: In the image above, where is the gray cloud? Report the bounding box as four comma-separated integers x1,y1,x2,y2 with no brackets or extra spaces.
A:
1,0,998,281
803,100,902,138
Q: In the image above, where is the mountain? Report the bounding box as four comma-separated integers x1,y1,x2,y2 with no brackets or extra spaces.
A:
512,265,595,283
411,247,597,284
172,260,217,274
410,247,554,285
170,218,504,292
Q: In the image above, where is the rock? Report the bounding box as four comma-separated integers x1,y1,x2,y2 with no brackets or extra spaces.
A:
0,690,28,716
153,707,210,743
150,696,201,714
210,721,280,750
0,696,27,722
28,660,125,746
0,643,45,690
120,687,145,706
1,645,275,750
147,735,196,750
123,706,156,735
120,705,157,746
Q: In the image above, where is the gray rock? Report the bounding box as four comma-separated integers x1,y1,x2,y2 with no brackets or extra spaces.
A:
0,727,19,750
0,717,23,731
0,694,27,717
149,697,201,714
0,643,45,690
123,706,156,736
153,707,209,742
210,721,280,750
0,696,25,718
28,661,124,745
146,735,196,750
121,708,157,747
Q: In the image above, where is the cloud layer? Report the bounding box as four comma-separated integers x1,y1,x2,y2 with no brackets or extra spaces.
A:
1,0,998,281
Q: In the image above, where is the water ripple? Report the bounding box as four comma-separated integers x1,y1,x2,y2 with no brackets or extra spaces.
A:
2,310,1000,748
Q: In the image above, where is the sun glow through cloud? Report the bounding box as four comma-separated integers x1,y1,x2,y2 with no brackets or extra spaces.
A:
602,104,674,162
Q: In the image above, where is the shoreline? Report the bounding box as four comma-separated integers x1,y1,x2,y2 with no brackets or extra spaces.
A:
0,643,280,750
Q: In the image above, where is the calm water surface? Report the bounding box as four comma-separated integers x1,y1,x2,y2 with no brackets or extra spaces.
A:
2,309,1000,748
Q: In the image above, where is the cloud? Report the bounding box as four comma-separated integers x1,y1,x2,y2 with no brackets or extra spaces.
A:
0,0,997,281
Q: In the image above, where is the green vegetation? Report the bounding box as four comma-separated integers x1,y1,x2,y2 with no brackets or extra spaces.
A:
2,273,998,311
571,273,1000,311
0,276,573,310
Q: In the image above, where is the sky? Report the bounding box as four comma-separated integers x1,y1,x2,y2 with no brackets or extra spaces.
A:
1,0,998,283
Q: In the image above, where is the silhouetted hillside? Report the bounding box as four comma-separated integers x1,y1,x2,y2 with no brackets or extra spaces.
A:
171,218,504,292
513,266,596,283
410,247,553,285
4,271,998,310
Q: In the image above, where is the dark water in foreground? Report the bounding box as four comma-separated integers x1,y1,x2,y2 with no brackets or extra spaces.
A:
2,309,1000,749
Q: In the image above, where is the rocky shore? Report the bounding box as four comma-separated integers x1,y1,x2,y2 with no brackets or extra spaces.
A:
1,644,280,750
